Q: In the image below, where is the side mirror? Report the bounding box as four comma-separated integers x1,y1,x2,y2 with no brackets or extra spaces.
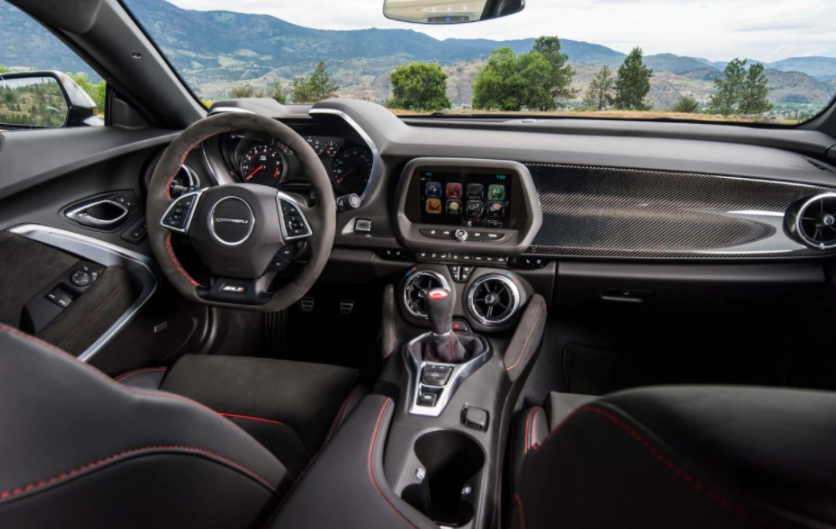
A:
383,0,524,24
0,71,101,129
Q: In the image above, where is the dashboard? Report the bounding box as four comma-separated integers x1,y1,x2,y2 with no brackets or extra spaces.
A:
196,100,836,270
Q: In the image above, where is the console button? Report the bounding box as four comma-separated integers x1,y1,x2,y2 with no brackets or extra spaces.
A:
46,288,73,309
461,266,474,281
421,369,452,387
462,406,489,432
452,319,471,333
483,232,506,242
71,268,98,287
417,392,438,407
449,265,462,282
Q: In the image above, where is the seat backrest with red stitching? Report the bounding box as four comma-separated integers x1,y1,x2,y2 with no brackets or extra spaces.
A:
0,325,291,528
514,385,836,529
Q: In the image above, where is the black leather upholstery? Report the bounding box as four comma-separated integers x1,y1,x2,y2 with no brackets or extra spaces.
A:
0,325,288,528
514,387,836,529
510,392,593,490
119,355,364,477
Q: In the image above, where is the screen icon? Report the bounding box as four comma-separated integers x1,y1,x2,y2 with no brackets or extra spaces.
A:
426,198,442,214
466,200,483,217
486,201,505,218
487,185,506,201
425,182,442,199
467,184,484,199
446,183,462,199
447,200,462,215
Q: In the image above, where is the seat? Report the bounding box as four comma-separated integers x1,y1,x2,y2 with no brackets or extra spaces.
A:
116,355,364,477
0,324,359,528
513,387,836,529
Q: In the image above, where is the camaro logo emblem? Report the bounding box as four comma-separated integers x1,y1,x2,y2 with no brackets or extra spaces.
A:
214,217,249,224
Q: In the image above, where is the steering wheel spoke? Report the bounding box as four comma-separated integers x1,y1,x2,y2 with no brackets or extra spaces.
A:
277,192,313,242
160,190,204,234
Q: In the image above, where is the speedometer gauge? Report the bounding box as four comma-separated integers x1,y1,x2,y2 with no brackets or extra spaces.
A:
240,144,285,187
332,146,373,195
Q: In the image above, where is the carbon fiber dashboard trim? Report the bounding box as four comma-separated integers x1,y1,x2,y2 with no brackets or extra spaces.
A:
526,163,836,259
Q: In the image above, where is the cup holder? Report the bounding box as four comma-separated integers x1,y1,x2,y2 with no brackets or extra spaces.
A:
401,430,486,527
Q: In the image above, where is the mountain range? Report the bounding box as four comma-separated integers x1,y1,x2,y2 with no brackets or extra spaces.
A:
1,0,834,109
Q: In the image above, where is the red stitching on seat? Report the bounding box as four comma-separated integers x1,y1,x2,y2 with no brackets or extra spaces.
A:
57,283,126,346
515,493,526,529
534,406,785,528
505,303,545,372
220,413,285,426
115,367,168,383
0,445,277,502
369,399,419,529
325,384,360,443
165,234,200,287
1,325,219,417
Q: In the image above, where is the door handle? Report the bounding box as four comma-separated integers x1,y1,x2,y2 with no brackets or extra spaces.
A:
65,199,129,228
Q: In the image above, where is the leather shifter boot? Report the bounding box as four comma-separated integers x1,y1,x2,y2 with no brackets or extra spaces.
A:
418,288,486,363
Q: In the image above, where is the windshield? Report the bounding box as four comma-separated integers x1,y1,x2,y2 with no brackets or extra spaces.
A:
120,0,836,125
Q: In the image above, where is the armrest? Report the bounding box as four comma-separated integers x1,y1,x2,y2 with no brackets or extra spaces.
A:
268,395,437,529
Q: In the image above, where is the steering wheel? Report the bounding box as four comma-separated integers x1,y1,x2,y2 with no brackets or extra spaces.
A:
146,113,336,312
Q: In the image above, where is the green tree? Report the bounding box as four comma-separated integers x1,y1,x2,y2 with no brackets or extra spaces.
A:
671,95,700,113
389,62,451,111
228,85,258,98
739,63,772,115
472,47,553,111
291,62,339,103
707,58,747,116
68,73,106,112
265,80,286,104
0,63,10,74
532,36,577,104
583,65,615,111
614,47,653,111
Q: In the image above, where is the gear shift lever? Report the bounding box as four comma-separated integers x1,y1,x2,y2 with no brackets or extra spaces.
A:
419,287,484,364
426,288,454,337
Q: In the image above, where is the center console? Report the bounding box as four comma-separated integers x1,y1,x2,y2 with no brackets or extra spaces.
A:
271,158,547,529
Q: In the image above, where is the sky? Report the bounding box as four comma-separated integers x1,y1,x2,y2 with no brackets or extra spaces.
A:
163,0,836,62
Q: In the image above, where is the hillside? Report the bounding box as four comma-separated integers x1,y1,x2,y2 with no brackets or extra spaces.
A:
1,0,834,110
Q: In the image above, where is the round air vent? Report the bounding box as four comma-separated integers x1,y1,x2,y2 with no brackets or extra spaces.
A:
467,274,521,326
787,193,836,250
403,270,450,319
169,165,201,199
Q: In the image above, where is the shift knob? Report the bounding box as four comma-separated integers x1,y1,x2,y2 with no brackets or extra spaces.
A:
426,288,454,336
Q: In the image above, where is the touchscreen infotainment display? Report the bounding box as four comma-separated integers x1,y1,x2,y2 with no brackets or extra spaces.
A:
419,170,512,227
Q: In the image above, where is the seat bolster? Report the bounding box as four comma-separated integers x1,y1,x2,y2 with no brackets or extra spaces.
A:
546,392,597,430
510,406,548,491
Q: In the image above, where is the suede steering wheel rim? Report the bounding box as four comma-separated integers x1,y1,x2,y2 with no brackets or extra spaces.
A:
147,112,336,312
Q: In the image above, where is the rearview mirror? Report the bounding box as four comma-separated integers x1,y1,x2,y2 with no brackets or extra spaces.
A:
383,0,524,24
0,71,100,129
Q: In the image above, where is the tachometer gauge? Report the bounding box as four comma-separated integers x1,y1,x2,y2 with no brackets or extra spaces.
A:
306,136,325,155
240,144,285,187
332,146,373,195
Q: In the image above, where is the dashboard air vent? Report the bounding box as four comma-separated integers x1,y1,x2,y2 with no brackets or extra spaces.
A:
786,193,836,250
403,270,449,319
467,274,521,326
